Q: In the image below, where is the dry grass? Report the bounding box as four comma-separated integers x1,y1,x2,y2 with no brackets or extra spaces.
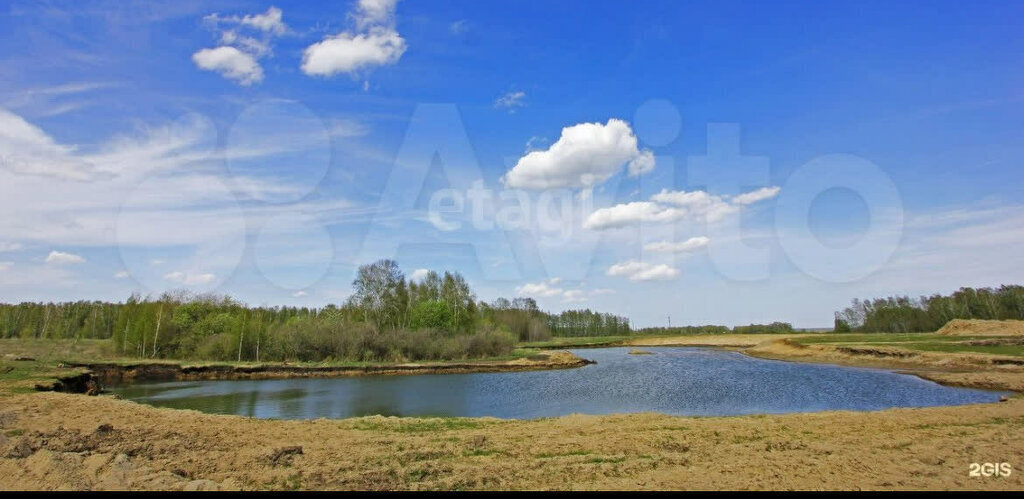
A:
1,392,1022,490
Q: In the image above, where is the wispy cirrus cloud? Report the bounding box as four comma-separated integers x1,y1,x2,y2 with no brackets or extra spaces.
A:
494,90,526,113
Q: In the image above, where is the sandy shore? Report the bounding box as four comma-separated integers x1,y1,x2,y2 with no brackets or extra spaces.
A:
2,338,1023,490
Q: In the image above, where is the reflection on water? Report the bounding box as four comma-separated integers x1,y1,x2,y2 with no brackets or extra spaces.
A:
110,347,1008,420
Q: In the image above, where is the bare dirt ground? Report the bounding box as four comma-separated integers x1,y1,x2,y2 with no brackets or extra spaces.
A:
938,319,1024,337
65,350,592,386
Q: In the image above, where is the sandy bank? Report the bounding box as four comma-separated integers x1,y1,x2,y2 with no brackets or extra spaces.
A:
937,319,1024,337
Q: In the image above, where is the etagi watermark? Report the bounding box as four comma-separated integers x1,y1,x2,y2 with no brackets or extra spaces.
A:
427,183,591,236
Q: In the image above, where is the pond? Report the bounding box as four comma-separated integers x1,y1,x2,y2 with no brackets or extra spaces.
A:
109,347,1007,420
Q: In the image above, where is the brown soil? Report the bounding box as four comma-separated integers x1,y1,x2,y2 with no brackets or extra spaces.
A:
42,351,591,390
937,319,1024,337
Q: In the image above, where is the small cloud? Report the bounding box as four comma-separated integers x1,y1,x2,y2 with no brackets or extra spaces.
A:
150,258,166,265
192,46,263,86
586,186,781,231
644,236,710,253
45,250,85,265
0,261,13,271
302,28,407,77
163,271,216,285
515,278,609,304
292,290,308,297
583,202,685,230
205,6,287,35
730,186,781,205
524,136,547,153
515,278,564,298
329,118,370,138
0,242,23,252
114,270,130,279
194,6,287,86
494,90,526,113
606,260,679,281
301,0,406,78
561,290,587,303
449,19,469,35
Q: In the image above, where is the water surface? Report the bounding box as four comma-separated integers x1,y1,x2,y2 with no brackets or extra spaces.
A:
110,347,1005,419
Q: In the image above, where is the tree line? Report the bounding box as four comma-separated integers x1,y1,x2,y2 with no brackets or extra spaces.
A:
635,322,794,336
0,259,632,361
833,285,1024,333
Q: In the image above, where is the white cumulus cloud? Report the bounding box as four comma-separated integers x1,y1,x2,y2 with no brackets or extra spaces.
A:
409,268,430,281
302,28,406,77
192,46,263,86
45,250,85,265
503,119,655,190
302,0,406,77
194,7,287,85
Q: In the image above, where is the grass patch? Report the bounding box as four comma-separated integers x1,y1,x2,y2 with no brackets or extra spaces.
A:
349,418,492,433
462,448,503,457
536,449,593,459
866,342,1024,357
587,456,627,464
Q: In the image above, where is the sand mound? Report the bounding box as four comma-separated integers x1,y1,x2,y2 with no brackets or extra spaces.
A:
937,319,1024,336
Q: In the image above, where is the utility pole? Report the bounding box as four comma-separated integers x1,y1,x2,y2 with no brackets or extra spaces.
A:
668,315,671,328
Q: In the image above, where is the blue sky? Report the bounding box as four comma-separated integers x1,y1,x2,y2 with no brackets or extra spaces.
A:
1,0,1023,327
